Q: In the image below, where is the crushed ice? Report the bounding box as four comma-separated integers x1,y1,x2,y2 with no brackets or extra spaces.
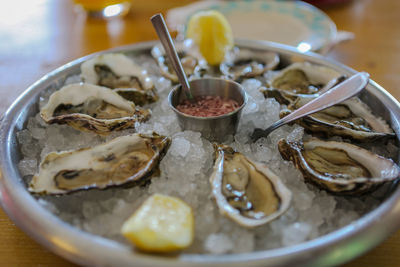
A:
15,54,395,254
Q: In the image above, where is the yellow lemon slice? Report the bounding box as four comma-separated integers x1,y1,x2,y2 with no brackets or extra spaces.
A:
186,10,233,65
121,194,194,253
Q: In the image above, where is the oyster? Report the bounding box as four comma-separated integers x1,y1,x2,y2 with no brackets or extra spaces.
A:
220,48,279,81
263,62,343,104
151,40,207,83
209,145,291,227
29,133,171,194
281,96,395,142
81,53,158,105
40,83,151,135
278,138,400,194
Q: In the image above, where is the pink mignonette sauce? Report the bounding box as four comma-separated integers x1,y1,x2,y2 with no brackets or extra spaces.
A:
176,95,240,117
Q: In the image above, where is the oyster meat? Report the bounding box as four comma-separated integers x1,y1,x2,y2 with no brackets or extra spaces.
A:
220,48,279,81
29,133,171,194
81,53,158,105
263,62,343,104
281,96,394,142
40,83,151,135
278,138,400,194
151,40,207,83
209,145,291,227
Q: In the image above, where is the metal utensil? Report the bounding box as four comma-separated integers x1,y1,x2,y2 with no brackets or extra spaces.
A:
151,13,194,100
251,72,370,142
317,75,346,95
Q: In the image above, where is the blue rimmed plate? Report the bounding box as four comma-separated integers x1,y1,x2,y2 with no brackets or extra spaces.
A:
179,0,337,52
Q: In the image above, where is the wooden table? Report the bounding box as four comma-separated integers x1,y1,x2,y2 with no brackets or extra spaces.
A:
1,0,399,265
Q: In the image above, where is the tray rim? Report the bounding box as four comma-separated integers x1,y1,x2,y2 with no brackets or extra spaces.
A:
1,39,400,267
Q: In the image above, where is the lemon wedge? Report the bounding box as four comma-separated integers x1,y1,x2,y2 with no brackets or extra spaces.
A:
186,10,233,65
121,194,194,252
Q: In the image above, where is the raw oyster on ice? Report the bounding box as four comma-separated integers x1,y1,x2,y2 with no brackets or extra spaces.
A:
209,145,291,227
278,138,400,195
81,53,158,105
40,83,151,135
263,62,343,104
151,40,207,83
29,133,171,194
220,48,279,81
280,95,395,142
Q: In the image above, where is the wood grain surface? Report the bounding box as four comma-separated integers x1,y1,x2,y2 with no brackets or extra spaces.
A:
0,0,399,266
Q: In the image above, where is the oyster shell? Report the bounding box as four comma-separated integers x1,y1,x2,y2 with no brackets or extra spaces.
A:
278,138,400,194
263,62,343,104
281,96,395,142
151,40,207,83
81,53,158,105
209,145,291,227
220,48,279,81
40,83,151,135
29,133,171,194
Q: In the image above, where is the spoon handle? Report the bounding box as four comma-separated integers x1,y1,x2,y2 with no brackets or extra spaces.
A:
251,72,369,142
151,14,193,100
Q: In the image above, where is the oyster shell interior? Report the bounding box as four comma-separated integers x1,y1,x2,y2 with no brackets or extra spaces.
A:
264,62,342,103
94,64,145,89
272,69,323,94
278,138,400,194
282,96,394,141
81,53,158,105
53,96,132,120
210,145,291,227
221,48,279,80
302,145,371,179
29,133,171,194
40,83,151,135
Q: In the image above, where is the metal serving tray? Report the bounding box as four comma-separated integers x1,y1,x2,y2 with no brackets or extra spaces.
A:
1,40,400,267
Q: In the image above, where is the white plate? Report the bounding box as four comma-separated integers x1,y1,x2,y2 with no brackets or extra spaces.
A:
168,0,337,52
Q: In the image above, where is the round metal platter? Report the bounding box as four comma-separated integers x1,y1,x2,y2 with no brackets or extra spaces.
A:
1,39,400,267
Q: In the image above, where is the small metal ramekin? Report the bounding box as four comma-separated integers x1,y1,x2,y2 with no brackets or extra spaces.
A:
168,78,247,142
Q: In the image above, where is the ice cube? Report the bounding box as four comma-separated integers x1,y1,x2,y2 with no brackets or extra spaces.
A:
30,127,46,140
17,129,33,144
282,222,312,246
18,158,37,176
170,137,191,157
204,233,233,254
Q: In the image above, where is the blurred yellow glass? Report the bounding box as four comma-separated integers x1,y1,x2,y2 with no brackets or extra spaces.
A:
73,0,131,18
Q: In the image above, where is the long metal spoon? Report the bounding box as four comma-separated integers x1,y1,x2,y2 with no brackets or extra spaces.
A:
151,13,194,101
317,75,346,95
250,72,370,142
